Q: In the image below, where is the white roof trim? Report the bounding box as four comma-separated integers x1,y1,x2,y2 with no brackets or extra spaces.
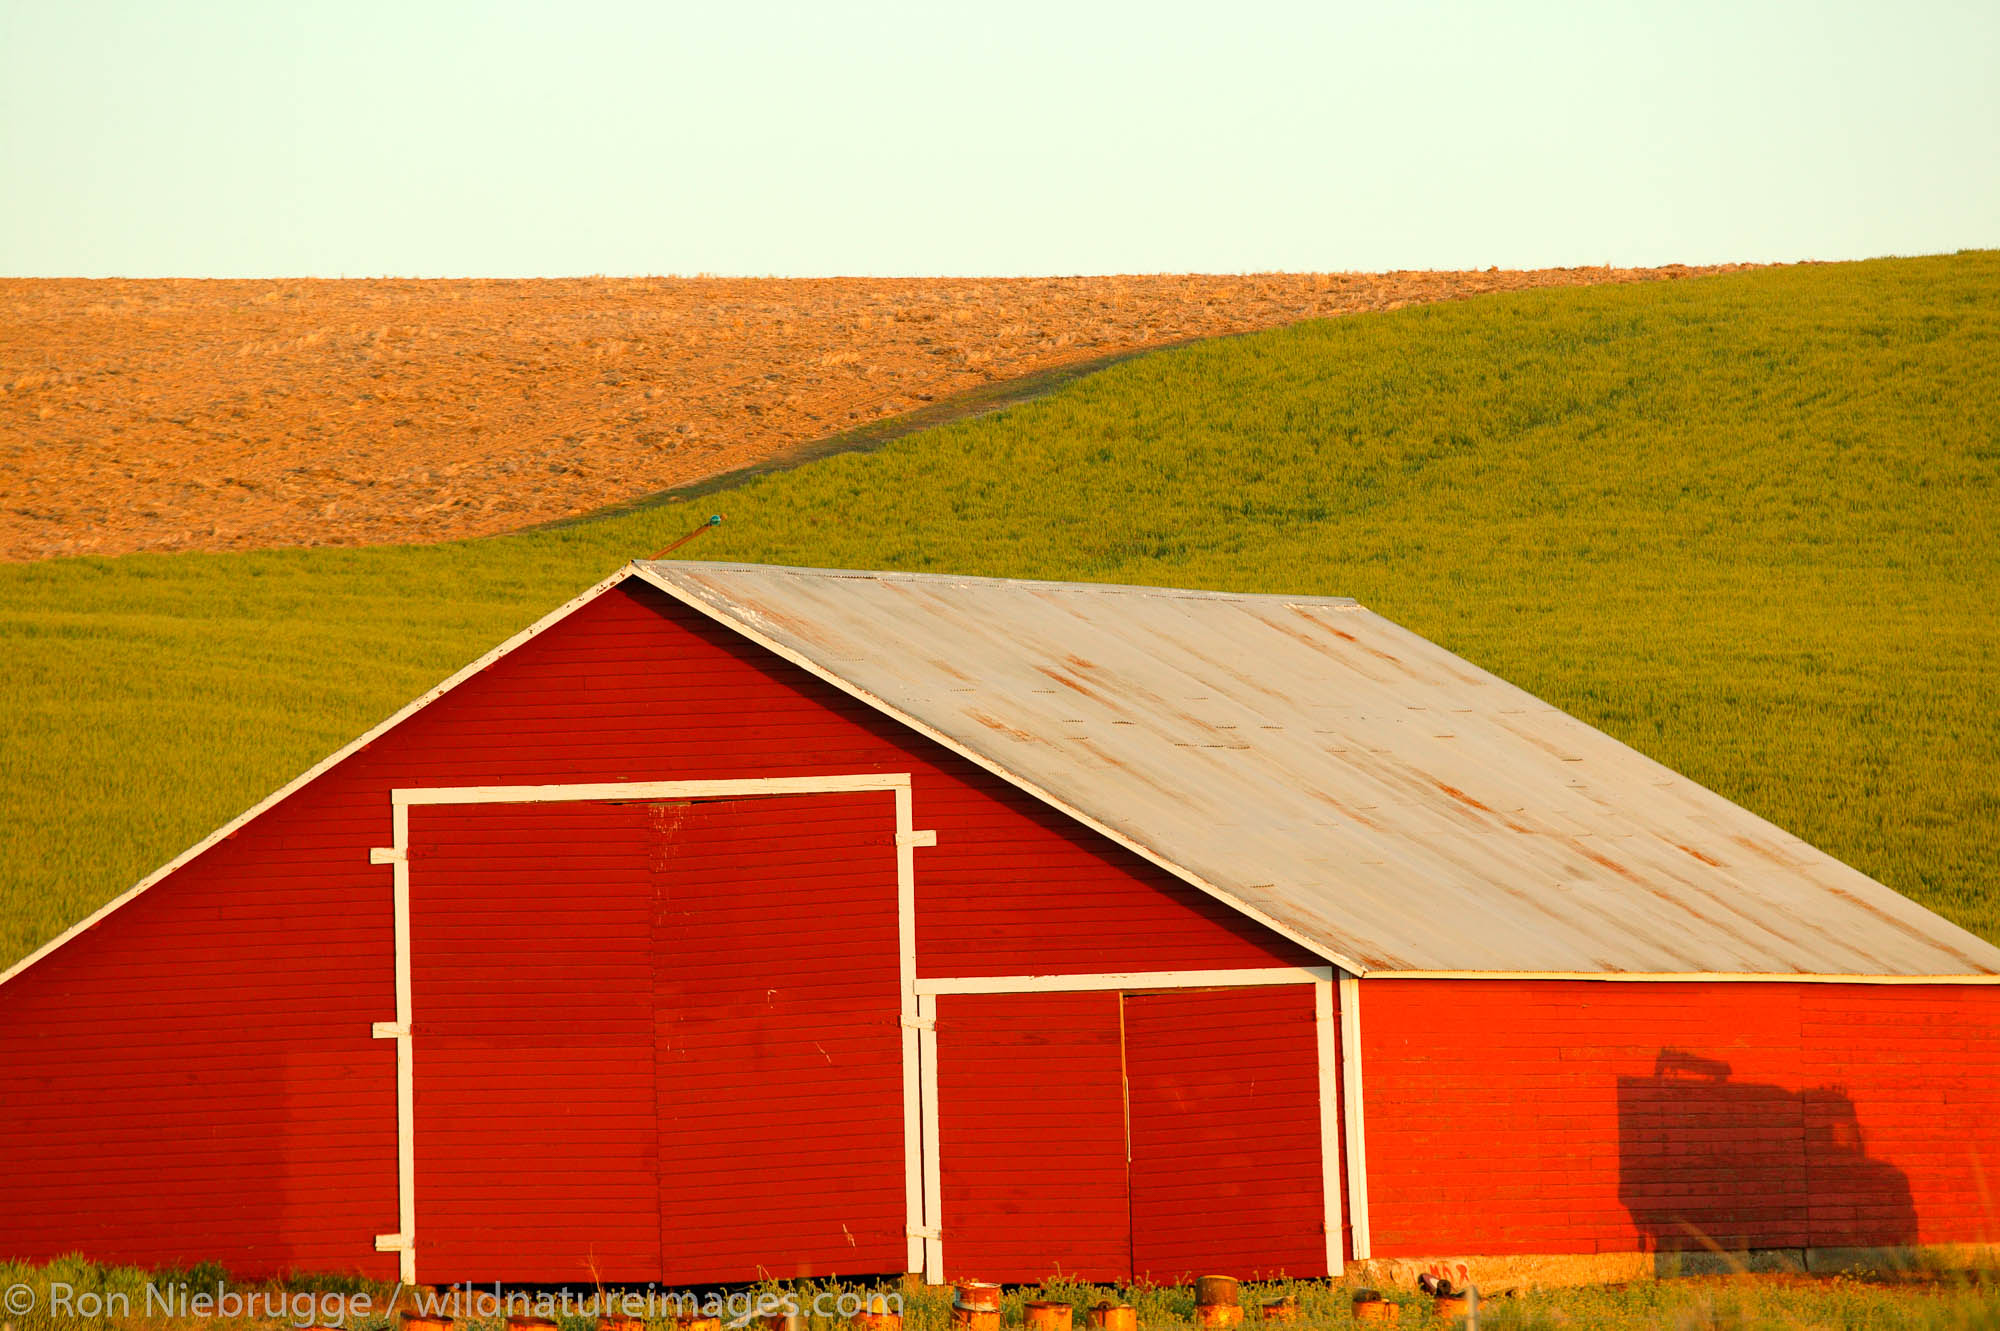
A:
0,567,639,991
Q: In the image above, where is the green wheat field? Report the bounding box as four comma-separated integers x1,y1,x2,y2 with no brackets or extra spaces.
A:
2,251,1996,977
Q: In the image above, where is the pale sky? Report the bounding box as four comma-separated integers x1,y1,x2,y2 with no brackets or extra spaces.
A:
2,0,1996,277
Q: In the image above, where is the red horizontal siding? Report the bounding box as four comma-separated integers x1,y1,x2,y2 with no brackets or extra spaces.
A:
0,576,1315,1276
1126,986,1329,1282
0,845,396,1277
937,992,1131,1282
1363,980,2000,1258
1798,986,2000,1248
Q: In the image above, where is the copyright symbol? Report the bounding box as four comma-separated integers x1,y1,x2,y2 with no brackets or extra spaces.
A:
4,1283,35,1315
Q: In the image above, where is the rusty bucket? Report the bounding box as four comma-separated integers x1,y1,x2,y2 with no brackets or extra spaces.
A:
853,1295,901,1331
678,1316,723,1331
1260,1299,1296,1325
952,1282,1002,1331
1351,1291,1398,1324
1025,1303,1072,1331
1434,1293,1470,1320
1193,1277,1241,1331
401,1314,453,1331
1088,1302,1136,1331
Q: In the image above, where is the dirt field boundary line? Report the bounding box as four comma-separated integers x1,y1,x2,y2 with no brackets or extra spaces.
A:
526,337,1224,531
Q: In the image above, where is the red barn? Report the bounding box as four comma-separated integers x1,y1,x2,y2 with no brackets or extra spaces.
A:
3,562,1997,1287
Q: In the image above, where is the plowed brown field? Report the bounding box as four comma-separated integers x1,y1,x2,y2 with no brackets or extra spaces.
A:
0,267,1749,561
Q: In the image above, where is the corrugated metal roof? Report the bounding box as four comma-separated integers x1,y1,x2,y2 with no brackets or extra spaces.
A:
634,560,2000,978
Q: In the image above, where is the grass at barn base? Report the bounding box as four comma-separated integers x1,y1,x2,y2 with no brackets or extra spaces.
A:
3,1258,1999,1331
1,252,1995,967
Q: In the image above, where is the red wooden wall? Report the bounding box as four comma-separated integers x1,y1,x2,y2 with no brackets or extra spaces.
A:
1362,979,2000,1257
0,819,395,1274
0,578,1312,1277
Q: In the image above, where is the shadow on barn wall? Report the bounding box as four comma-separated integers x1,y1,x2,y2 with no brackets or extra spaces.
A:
1617,1048,1915,1273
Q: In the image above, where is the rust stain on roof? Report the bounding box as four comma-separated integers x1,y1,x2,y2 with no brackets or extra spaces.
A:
1433,780,1496,816
966,709,1037,744
1036,664,1112,705
1292,606,1402,664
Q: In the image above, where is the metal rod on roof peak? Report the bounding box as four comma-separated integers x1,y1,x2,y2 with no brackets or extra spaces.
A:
650,514,723,559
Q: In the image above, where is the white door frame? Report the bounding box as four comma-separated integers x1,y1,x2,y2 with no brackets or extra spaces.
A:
368,773,933,1284
916,963,1368,1279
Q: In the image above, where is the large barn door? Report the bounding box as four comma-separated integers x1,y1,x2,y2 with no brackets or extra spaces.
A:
652,791,907,1280
406,786,909,1284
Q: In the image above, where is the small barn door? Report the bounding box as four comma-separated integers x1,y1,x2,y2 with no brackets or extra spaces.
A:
408,787,907,1284
930,982,1333,1283
1125,986,1331,1280
934,992,1131,1281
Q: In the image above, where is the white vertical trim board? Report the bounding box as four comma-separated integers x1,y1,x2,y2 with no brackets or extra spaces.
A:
1338,969,1371,1261
1314,975,1345,1273
918,992,943,1284
369,797,417,1283
377,774,925,1286
893,782,927,1276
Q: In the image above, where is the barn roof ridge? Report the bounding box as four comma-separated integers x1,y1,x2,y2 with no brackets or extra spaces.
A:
655,560,1365,608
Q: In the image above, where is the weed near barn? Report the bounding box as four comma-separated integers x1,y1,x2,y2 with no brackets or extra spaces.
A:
0,252,1995,968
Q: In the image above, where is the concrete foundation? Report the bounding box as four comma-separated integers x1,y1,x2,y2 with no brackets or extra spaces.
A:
1345,1243,2000,1293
